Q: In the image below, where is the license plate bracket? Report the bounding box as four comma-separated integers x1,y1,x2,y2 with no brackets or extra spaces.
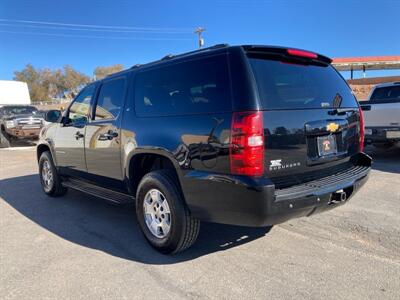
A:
317,135,337,157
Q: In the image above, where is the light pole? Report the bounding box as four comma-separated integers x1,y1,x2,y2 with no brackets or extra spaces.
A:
194,27,205,49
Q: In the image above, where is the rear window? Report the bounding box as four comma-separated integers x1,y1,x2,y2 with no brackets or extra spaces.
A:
134,55,231,117
369,85,400,103
248,58,358,109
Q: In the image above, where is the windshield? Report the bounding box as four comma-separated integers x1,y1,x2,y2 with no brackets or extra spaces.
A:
248,58,358,109
3,106,39,115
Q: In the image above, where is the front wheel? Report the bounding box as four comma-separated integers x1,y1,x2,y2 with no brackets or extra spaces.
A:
39,151,67,197
136,170,200,254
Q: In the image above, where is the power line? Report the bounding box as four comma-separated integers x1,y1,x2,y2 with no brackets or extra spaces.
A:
0,30,192,41
0,23,192,34
0,18,193,32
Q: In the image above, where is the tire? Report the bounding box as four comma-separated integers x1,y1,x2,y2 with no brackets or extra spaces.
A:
136,170,200,254
0,130,11,148
38,151,67,197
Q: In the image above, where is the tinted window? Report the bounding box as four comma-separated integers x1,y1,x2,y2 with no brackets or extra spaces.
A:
249,58,358,109
370,85,400,103
95,78,126,120
69,85,95,120
134,55,231,116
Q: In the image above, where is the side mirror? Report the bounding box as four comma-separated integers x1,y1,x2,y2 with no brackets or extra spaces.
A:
45,110,62,123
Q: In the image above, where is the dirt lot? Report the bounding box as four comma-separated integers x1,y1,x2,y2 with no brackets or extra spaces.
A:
0,145,399,299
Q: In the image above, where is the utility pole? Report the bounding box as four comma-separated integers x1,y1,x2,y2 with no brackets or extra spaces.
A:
194,27,205,49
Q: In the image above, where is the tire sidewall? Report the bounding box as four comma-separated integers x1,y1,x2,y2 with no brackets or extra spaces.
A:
136,171,186,253
0,130,11,148
39,151,57,194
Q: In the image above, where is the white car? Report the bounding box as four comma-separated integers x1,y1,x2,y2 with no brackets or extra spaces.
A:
361,82,400,149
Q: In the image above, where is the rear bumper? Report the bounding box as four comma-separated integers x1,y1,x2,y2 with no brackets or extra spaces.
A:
183,153,371,226
365,126,400,144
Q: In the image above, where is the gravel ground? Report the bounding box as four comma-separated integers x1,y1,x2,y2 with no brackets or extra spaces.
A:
0,145,399,299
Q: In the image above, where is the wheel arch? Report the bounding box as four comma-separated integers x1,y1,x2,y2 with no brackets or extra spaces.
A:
125,149,185,199
36,142,56,164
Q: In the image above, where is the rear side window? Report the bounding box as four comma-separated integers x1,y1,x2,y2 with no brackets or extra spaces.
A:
94,78,126,120
369,85,400,103
134,55,231,116
248,58,358,109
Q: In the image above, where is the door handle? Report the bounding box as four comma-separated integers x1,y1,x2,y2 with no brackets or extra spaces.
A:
98,130,118,141
75,131,84,140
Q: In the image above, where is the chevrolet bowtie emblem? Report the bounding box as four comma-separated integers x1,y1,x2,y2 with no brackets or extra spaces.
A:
326,122,339,132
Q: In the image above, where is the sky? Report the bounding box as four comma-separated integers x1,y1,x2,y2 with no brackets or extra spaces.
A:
0,0,399,80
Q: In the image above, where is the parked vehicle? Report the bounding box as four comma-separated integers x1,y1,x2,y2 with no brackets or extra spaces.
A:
0,105,44,147
360,82,400,149
37,44,371,253
0,80,31,105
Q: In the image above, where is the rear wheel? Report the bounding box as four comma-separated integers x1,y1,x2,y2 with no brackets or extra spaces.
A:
0,130,11,148
136,170,200,254
39,151,67,196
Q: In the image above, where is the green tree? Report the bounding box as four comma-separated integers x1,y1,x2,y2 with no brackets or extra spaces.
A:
94,64,124,80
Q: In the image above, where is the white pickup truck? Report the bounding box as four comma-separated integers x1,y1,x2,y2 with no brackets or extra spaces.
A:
360,82,400,149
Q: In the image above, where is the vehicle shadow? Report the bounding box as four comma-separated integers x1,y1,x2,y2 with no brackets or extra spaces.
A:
0,174,272,264
10,139,37,147
364,145,400,174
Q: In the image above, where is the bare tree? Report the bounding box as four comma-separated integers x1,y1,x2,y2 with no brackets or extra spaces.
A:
94,64,124,80
13,64,90,103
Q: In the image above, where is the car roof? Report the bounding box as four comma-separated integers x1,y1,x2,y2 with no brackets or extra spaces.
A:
98,44,331,83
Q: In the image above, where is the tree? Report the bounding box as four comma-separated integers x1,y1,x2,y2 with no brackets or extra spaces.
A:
14,64,49,102
13,64,90,102
59,65,90,98
94,64,124,80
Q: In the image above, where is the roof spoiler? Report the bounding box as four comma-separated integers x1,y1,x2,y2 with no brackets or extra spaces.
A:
243,45,332,65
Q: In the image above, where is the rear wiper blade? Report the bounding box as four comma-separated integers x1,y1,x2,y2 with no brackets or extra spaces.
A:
328,108,356,115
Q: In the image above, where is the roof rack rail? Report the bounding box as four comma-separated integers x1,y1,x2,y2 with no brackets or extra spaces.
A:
161,54,174,60
160,43,229,61
129,43,229,70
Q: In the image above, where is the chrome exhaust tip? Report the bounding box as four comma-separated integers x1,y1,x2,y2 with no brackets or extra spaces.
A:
329,190,347,204
340,191,347,202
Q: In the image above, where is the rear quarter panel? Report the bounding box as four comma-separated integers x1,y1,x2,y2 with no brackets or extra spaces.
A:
121,109,232,173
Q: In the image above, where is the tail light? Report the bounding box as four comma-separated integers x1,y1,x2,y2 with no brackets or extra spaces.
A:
358,106,365,152
230,111,264,176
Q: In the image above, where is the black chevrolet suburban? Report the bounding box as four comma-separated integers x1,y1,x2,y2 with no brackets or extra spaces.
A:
37,44,371,253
